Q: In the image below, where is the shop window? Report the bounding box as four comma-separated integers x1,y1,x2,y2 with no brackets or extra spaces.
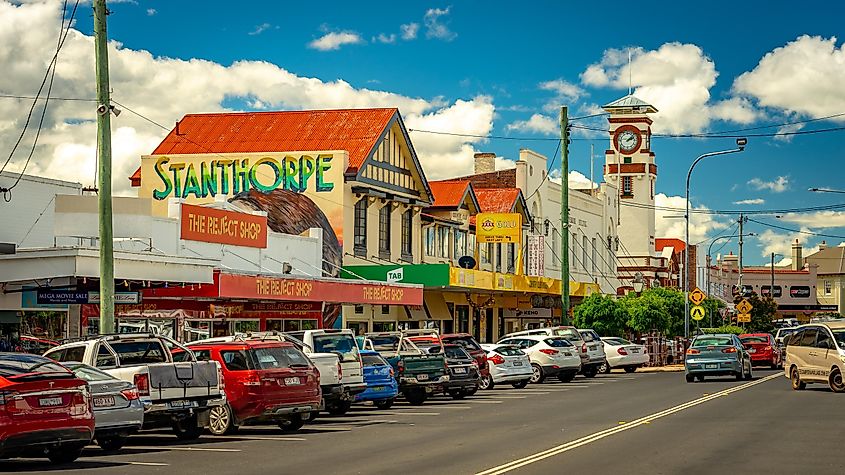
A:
621,177,633,197
438,226,449,258
424,227,436,256
354,199,368,256
379,204,391,258
373,322,396,332
265,320,283,332
401,209,413,260
454,230,468,259
382,305,390,315
232,320,259,334
507,243,516,273
284,320,301,332
354,305,364,314
496,244,502,272
301,320,317,330
825,280,832,295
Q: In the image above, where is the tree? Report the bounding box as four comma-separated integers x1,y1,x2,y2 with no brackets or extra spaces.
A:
642,288,685,337
735,292,777,333
572,294,627,337
621,291,670,335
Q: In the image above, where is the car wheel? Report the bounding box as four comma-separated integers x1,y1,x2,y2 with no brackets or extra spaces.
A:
624,366,637,374
326,400,352,416
97,436,126,452
404,389,427,406
598,361,610,374
47,446,84,464
279,414,305,433
449,390,466,400
583,366,598,378
511,380,529,389
478,374,493,390
374,398,394,410
300,411,318,422
829,368,845,393
744,364,753,381
685,374,694,383
172,415,203,440
558,372,576,383
530,364,545,384
208,404,236,436
791,366,806,390
464,385,478,396
696,375,705,382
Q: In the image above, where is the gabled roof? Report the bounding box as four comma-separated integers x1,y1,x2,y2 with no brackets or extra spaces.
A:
130,108,397,185
475,188,523,213
805,245,845,275
427,180,479,211
655,238,686,253
602,94,658,113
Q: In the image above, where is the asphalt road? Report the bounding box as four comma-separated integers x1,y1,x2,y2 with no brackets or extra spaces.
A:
3,368,843,475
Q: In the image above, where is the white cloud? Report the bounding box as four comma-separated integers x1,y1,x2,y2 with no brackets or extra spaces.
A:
539,79,585,112
308,31,364,51
248,23,271,36
145,8,156,16
400,22,419,40
779,211,845,229
710,97,761,124
748,176,789,192
547,170,597,190
505,113,557,135
733,35,845,120
755,229,819,260
733,198,765,205
0,1,494,195
653,193,727,244
424,7,456,41
374,33,396,44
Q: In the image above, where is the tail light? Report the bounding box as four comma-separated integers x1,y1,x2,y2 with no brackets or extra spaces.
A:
617,348,629,356
134,373,150,396
539,349,559,356
217,362,225,392
686,348,701,355
337,362,343,380
397,360,405,373
581,343,588,353
722,347,738,354
489,354,505,365
763,346,772,352
0,390,11,407
120,388,140,401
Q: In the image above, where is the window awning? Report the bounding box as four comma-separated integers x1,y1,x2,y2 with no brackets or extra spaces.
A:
423,292,451,320
403,305,428,321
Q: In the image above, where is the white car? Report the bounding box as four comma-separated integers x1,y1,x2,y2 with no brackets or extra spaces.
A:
600,337,649,373
479,344,533,390
496,335,581,383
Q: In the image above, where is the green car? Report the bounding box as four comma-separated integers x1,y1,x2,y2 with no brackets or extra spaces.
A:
684,334,753,382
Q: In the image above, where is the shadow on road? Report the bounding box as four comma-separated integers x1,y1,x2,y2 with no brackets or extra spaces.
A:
0,460,126,472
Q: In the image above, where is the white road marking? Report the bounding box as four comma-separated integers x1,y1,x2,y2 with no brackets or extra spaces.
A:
476,373,781,475
212,436,306,441
306,426,353,431
370,411,441,416
131,446,241,452
486,396,527,399
469,400,504,404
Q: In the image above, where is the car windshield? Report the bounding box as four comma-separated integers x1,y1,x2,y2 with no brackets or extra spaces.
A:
368,336,400,351
252,347,312,370
68,364,115,382
494,346,523,357
544,338,574,348
0,354,72,378
692,337,733,347
604,338,632,346
442,336,481,351
109,341,167,364
740,336,769,344
579,332,596,342
552,329,581,341
832,330,845,349
312,334,360,363
444,346,470,359
777,329,797,339
361,354,387,366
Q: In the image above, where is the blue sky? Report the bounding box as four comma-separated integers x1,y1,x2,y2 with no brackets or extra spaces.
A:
3,0,845,265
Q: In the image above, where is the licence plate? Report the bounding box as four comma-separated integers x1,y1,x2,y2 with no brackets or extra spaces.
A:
372,386,385,391
453,367,467,374
513,361,523,366
93,396,115,408
169,400,191,409
39,397,63,407
747,349,756,353
284,377,301,386
563,353,572,357
631,349,639,353
417,374,429,381
705,364,718,369
589,346,597,351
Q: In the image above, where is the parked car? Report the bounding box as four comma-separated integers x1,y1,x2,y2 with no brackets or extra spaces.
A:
739,333,781,369
599,337,649,373
441,333,488,394
363,330,448,405
436,344,481,399
0,353,94,464
784,322,845,392
502,326,592,375
479,344,532,389
496,335,581,383
183,339,321,434
63,363,144,451
44,333,225,440
19,336,59,355
355,350,399,409
774,327,800,363
577,329,608,377
684,334,753,382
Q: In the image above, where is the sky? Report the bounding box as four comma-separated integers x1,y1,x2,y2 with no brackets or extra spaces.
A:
0,0,844,266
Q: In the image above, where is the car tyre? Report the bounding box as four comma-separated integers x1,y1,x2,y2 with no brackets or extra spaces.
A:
624,366,637,374
598,361,610,374
97,436,126,452
695,375,705,382
744,364,753,381
449,390,466,400
530,364,545,384
829,368,845,393
791,366,806,390
511,380,529,389
326,400,352,416
47,446,84,464
301,411,318,422
208,404,237,436
558,371,576,383
478,374,493,390
404,389,428,406
172,415,203,440
464,385,478,396
279,414,305,433
583,366,598,378
374,398,394,410
685,374,694,383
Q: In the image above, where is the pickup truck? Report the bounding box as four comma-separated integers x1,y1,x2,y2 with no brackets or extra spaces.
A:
363,330,448,405
44,334,225,440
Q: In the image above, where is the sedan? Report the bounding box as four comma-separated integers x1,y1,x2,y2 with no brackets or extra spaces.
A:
739,333,781,369
600,337,649,373
479,344,532,389
64,363,144,451
685,334,753,382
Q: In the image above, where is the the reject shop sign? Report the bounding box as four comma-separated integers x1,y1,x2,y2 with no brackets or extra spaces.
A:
218,273,423,306
181,203,268,248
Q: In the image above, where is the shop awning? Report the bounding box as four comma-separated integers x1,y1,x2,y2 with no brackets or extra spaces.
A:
424,292,451,320
404,305,428,321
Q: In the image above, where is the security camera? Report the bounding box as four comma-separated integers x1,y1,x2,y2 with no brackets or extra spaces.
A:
96,104,108,115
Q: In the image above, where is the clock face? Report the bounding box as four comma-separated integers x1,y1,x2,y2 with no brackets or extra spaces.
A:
617,130,639,152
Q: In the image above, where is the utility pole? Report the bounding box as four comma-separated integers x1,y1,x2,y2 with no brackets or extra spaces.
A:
738,214,745,289
771,252,775,299
560,106,570,325
94,0,115,334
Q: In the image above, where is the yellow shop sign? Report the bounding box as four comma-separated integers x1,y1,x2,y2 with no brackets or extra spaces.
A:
476,213,522,243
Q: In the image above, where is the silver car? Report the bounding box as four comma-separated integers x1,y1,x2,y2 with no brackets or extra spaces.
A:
66,363,144,451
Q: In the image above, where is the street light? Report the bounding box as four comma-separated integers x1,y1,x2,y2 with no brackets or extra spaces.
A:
809,187,845,194
632,271,644,294
705,232,756,327
685,138,748,339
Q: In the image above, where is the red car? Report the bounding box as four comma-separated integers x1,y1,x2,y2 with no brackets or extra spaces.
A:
0,352,94,464
739,333,781,369
184,340,321,435
441,334,489,384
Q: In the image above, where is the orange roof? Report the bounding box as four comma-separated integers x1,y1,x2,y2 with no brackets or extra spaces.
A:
428,180,471,209
130,108,397,185
475,188,521,213
655,238,686,252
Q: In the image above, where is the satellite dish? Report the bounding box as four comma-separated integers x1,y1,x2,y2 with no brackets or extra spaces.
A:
458,255,476,269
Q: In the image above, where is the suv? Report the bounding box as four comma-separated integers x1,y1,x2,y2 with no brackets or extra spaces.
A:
185,340,321,434
441,333,488,393
501,326,592,375
784,322,845,393
496,335,581,383
577,329,607,378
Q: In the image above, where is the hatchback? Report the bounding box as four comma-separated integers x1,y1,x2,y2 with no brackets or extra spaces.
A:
497,335,581,383
355,350,399,409
739,333,781,369
479,344,532,389
684,334,753,382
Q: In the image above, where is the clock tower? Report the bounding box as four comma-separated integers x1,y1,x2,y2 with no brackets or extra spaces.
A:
602,94,658,261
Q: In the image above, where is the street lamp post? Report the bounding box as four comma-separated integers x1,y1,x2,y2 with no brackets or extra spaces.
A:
685,138,747,340
809,187,845,194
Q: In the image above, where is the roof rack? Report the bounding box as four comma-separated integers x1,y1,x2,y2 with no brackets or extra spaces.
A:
60,332,160,344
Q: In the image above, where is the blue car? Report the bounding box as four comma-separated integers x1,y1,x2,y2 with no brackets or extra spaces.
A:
355,350,399,409
685,333,753,382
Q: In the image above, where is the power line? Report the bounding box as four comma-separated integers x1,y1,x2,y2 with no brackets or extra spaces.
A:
570,123,845,139
746,218,845,240
621,200,845,216
524,139,561,202
0,93,97,102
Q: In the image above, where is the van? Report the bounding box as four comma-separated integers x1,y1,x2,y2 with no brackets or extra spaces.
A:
784,322,845,393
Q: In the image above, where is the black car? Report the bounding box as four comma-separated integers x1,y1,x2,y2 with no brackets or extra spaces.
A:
431,344,480,399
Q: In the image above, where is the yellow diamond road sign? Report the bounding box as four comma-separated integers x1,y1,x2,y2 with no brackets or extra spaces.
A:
737,313,752,323
690,305,705,321
736,299,753,314
689,287,706,306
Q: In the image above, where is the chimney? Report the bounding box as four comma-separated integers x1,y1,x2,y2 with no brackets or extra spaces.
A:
791,239,802,271
722,252,738,270
474,152,496,174
819,240,827,251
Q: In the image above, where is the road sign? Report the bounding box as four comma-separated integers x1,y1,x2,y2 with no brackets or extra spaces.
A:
737,313,752,323
736,299,753,314
690,305,705,321
689,287,706,306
